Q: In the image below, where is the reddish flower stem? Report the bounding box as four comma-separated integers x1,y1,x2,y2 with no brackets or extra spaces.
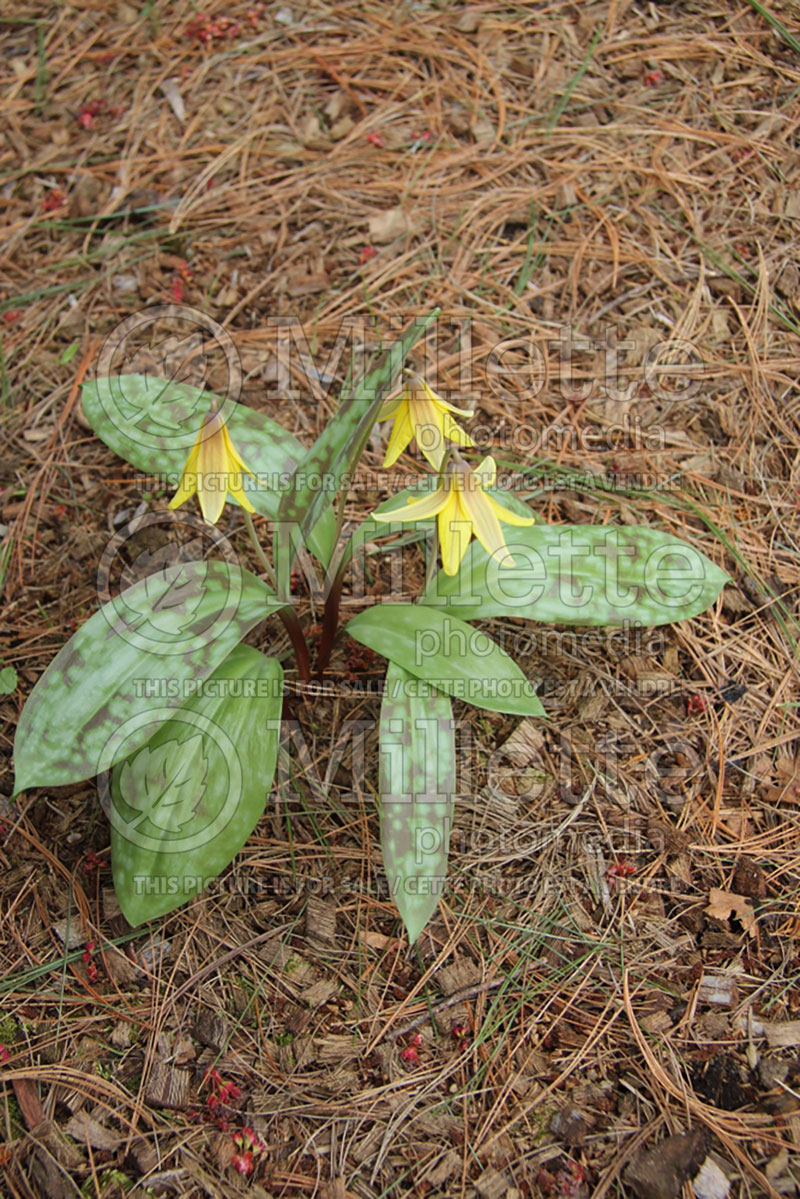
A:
279,606,311,684
315,569,345,680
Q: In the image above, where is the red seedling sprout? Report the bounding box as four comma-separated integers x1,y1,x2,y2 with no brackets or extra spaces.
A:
606,859,636,890
77,100,105,129
82,851,108,875
231,1125,267,1175
81,941,99,983
451,1020,471,1050
232,1149,254,1175
42,189,67,213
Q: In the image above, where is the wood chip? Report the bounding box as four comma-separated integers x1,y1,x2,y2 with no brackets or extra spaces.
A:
436,960,482,996
693,1157,730,1199
454,9,480,32
321,1181,347,1199
315,1034,357,1064
733,856,767,900
287,270,330,298
51,919,88,949
303,978,339,1007
696,972,739,1007
763,1020,800,1049
475,1165,509,1199
425,1149,461,1186
110,1021,133,1050
194,1010,228,1051
550,1106,589,1146
11,1074,47,1130
640,1011,672,1036
144,1059,191,1110
305,894,337,947
64,1112,122,1151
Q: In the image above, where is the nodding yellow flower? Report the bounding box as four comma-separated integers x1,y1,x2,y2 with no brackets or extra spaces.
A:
169,406,258,525
379,372,473,469
373,455,534,576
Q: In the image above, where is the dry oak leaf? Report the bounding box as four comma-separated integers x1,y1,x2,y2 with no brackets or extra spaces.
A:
705,888,756,935
762,756,800,804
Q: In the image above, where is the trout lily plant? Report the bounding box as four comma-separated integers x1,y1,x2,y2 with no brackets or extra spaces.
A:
13,312,729,943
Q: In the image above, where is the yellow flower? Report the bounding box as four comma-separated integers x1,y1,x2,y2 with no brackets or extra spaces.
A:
169,406,258,525
373,456,534,576
379,373,473,469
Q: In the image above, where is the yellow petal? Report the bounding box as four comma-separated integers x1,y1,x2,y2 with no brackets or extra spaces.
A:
168,442,201,510
410,392,448,468
220,424,257,511
437,492,472,575
459,483,512,565
168,479,196,511
195,422,229,524
195,470,227,523
383,404,415,468
220,424,256,477
439,409,473,448
484,493,535,527
227,473,256,513
474,456,497,489
373,486,449,523
416,375,474,418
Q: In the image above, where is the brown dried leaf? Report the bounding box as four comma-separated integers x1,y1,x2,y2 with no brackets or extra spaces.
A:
762,756,800,804
627,1129,708,1199
498,719,545,766
705,889,756,935
158,78,185,123
367,207,420,243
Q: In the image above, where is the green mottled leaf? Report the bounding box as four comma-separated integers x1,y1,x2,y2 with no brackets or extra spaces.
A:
82,375,336,564
13,560,283,793
0,665,18,696
274,310,440,593
380,661,455,945
110,645,282,924
347,604,545,718
422,524,730,626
